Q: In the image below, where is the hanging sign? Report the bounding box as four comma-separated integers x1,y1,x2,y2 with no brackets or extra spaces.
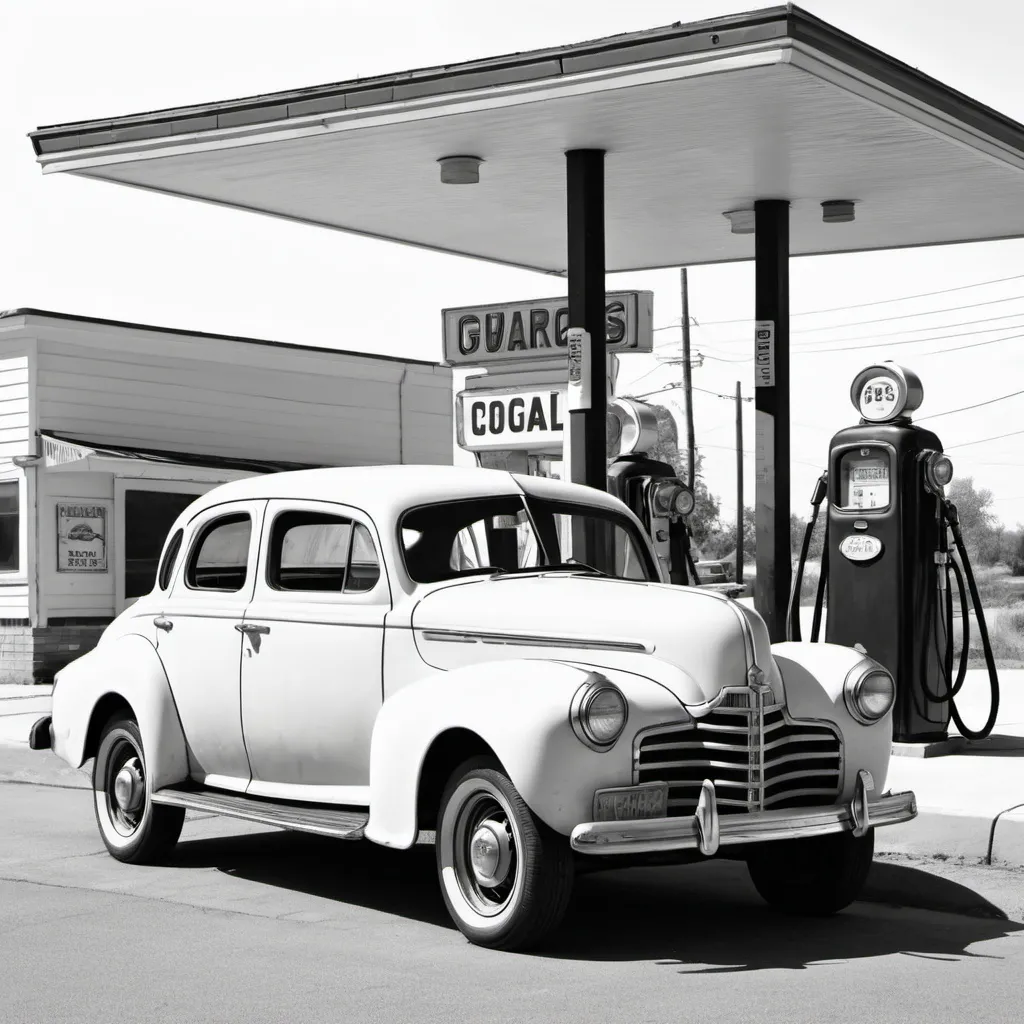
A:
754,320,775,387
57,502,109,573
442,291,653,367
456,387,566,452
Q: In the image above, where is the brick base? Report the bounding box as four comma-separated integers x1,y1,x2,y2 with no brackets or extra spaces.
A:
0,624,108,684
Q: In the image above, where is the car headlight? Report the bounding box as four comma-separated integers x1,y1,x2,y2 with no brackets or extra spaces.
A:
571,674,628,750
844,661,896,724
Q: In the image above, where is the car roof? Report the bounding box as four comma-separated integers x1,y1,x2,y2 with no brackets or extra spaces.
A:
187,464,635,522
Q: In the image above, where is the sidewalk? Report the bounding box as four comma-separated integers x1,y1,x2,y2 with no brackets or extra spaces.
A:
2,673,1022,867
878,670,1024,867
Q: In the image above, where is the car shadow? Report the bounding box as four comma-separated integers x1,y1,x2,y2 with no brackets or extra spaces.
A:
168,830,1023,967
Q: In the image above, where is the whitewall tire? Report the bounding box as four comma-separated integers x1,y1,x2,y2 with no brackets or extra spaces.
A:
93,716,184,864
436,757,574,951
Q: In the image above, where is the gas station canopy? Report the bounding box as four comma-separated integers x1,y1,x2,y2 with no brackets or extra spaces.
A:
29,5,1024,274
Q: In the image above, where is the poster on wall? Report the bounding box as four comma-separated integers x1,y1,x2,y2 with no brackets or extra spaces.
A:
57,502,109,573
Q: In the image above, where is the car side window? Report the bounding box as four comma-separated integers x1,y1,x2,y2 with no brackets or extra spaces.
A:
157,529,184,591
269,511,353,592
345,523,381,593
186,514,252,592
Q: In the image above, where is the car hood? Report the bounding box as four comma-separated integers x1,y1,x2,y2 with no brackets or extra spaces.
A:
410,573,778,707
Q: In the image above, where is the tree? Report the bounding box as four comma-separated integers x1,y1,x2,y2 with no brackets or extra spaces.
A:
704,506,756,566
945,476,997,563
946,476,995,536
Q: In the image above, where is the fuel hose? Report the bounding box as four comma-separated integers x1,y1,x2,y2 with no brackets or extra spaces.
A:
787,472,828,642
936,500,1000,740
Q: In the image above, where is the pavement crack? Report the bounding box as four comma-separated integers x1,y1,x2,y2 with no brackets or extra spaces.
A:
0,873,333,928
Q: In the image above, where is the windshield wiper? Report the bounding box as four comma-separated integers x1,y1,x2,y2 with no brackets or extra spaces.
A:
504,561,609,577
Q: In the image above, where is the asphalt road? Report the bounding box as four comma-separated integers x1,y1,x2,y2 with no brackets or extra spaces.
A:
3,745,1023,1024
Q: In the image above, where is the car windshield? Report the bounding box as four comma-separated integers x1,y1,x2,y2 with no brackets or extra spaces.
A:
400,494,657,584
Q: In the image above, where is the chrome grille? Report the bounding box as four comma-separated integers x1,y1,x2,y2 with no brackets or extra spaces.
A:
635,693,842,817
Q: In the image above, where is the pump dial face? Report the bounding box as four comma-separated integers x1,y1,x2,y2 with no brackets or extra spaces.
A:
857,376,901,422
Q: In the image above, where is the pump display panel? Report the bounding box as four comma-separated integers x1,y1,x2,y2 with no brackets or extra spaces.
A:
838,449,892,510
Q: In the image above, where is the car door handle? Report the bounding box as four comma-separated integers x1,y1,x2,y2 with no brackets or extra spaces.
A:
154,616,173,632
234,623,271,635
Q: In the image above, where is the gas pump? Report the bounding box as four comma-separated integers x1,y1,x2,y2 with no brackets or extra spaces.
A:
789,361,999,744
607,399,698,585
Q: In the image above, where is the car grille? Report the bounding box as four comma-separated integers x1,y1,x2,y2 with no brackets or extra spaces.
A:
635,691,843,817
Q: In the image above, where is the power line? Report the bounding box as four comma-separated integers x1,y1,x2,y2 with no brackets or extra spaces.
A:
946,428,1024,450
916,330,1024,358
697,293,1024,342
917,388,1024,422
688,272,1024,326
796,312,1024,351
656,309,1024,352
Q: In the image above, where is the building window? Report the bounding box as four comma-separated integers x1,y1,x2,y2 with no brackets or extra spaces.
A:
0,481,19,573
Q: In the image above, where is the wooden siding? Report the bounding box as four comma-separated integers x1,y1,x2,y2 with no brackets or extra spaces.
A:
39,472,116,620
0,353,31,458
33,320,453,467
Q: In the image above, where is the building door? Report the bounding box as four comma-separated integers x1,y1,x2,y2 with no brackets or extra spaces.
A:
115,481,210,612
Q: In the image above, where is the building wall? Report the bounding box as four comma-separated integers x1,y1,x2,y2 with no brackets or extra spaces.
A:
0,311,456,682
33,319,453,467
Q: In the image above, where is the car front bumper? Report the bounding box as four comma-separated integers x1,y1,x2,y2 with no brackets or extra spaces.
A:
570,770,916,857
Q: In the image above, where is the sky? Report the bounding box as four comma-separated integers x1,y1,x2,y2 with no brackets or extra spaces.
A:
4,0,1024,530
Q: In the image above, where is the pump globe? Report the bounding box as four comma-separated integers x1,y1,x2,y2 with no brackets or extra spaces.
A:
844,664,896,724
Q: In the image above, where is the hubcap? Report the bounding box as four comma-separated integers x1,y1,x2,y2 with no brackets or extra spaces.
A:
443,783,522,918
113,761,144,814
104,741,146,837
469,819,512,887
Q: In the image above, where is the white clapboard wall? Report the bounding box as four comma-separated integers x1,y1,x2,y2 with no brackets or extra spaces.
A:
1,310,453,467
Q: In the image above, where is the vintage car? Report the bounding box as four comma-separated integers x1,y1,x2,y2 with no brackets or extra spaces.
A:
30,465,916,951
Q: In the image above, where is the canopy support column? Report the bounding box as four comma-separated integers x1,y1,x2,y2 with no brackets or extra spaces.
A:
753,199,791,642
565,149,608,494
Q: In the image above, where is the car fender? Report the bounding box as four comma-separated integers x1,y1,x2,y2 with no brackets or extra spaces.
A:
771,640,893,797
365,657,690,849
51,633,189,792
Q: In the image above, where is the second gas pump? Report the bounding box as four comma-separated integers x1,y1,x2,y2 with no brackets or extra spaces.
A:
790,361,1000,746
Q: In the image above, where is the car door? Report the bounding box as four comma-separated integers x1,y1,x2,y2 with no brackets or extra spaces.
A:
154,499,265,792
240,499,390,805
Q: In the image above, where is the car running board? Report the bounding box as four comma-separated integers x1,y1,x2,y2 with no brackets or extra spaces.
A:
151,785,368,839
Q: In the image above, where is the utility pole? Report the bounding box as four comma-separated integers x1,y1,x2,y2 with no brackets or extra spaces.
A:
735,380,744,586
680,268,696,488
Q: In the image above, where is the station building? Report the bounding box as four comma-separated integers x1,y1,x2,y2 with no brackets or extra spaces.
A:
0,308,453,683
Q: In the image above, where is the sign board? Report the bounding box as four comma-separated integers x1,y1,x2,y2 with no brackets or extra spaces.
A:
442,291,653,367
566,327,592,412
754,320,775,387
457,386,566,452
57,502,109,573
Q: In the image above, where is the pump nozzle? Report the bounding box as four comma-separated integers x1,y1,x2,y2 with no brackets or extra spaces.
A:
809,472,828,509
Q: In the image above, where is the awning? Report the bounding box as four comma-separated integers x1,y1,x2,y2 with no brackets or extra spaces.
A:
41,433,321,475
28,5,1024,273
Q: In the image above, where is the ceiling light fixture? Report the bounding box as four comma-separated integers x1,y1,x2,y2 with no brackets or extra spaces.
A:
822,199,856,223
438,155,483,185
723,208,755,235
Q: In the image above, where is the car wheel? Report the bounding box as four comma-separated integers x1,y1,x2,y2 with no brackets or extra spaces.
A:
436,757,574,951
93,716,184,864
746,828,875,916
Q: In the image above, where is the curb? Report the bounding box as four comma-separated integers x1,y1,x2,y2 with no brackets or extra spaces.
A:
875,806,1024,868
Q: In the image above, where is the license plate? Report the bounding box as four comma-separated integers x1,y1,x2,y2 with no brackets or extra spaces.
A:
594,784,668,822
